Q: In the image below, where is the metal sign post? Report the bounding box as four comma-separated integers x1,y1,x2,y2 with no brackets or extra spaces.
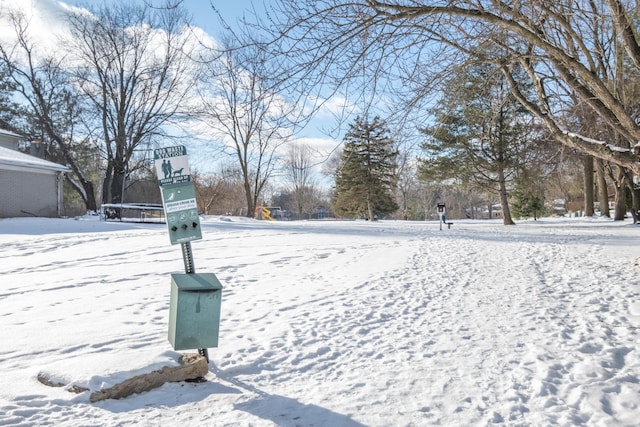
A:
437,203,446,231
154,146,221,363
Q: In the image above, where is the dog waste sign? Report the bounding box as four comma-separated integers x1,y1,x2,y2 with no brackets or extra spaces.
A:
154,146,201,245
154,145,190,186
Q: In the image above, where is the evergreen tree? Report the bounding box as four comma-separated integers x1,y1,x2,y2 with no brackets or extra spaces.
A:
419,61,536,225
333,116,399,220
0,62,29,134
511,180,545,220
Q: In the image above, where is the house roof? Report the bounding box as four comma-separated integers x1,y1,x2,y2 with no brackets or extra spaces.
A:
0,146,70,173
0,128,24,139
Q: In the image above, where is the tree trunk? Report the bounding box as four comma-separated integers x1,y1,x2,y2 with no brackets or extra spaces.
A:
110,168,124,204
595,159,609,217
109,153,126,204
102,162,113,205
244,180,255,218
497,170,515,225
89,353,208,403
623,169,639,223
65,175,98,212
613,171,627,221
632,187,639,224
582,156,595,216
81,180,98,212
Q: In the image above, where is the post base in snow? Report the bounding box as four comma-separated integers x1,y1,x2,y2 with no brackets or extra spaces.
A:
89,353,208,403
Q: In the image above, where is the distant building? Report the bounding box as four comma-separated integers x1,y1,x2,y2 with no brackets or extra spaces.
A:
465,203,503,219
0,129,70,217
551,199,567,216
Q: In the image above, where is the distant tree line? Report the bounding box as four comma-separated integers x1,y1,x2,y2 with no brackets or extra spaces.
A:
0,1,309,217
253,0,640,223
2,1,640,223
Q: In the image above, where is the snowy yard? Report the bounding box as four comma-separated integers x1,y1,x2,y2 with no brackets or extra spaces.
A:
0,215,639,426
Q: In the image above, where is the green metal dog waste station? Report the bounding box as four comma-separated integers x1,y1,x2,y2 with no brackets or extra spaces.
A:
154,145,222,362
168,273,223,350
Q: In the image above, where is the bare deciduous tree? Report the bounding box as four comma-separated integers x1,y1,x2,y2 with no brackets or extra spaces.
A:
192,171,224,215
260,0,640,176
198,39,295,217
284,143,317,219
65,1,197,204
0,10,98,211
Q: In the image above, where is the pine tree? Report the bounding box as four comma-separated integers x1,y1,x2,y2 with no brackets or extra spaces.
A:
419,61,536,225
511,181,545,220
0,62,29,134
333,116,399,220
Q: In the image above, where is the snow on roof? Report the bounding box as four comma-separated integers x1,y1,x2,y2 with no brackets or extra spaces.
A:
0,128,24,139
0,145,70,172
0,129,24,138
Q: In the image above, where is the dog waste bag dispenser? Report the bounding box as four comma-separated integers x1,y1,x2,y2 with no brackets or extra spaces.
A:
161,182,202,245
155,145,223,355
155,145,202,245
169,273,223,351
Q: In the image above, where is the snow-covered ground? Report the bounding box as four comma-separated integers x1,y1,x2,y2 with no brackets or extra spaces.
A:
0,215,639,426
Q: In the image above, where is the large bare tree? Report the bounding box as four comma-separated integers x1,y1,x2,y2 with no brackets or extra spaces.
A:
198,39,295,217
259,0,640,177
0,10,98,211
65,1,197,204
284,143,317,219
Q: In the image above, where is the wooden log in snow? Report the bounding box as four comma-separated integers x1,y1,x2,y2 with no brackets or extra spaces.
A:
89,353,208,403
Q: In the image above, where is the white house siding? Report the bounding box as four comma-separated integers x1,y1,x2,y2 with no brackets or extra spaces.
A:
0,141,69,218
0,167,62,217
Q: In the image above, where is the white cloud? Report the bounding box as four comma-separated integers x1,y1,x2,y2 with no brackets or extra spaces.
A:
0,0,77,50
0,0,340,189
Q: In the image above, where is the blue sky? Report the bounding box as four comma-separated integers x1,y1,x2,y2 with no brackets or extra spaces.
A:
97,0,261,36
196,0,263,34
1,0,343,182
66,1,262,33
66,3,341,140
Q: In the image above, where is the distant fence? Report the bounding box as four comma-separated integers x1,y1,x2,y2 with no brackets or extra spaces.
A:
100,203,165,223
